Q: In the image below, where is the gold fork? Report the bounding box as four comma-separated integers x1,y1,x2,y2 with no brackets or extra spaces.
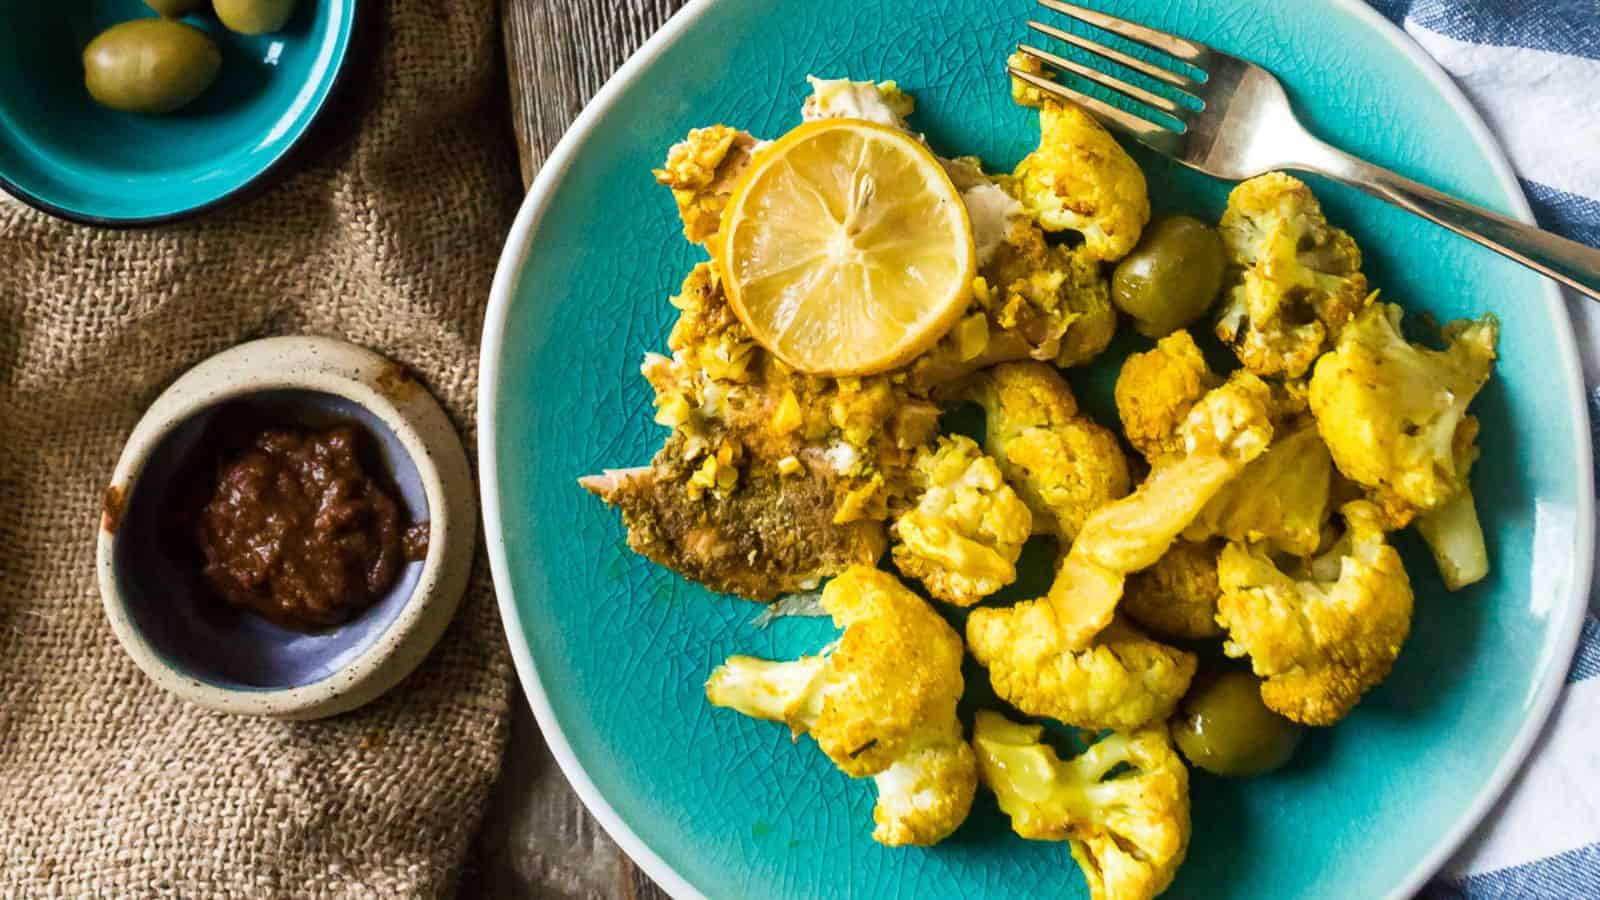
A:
1014,0,1600,301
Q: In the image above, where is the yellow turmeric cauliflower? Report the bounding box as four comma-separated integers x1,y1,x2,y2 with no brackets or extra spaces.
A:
969,362,1131,539
1114,330,1219,462
1215,172,1370,378
1416,475,1490,592
974,711,1190,900
1310,299,1496,591
967,370,1275,720
705,566,977,846
652,125,759,244
1184,420,1333,557
1123,540,1224,640
1216,501,1415,725
1059,371,1275,632
968,615,1197,731
1309,301,1498,514
891,435,1033,606
869,734,980,847
1009,52,1150,262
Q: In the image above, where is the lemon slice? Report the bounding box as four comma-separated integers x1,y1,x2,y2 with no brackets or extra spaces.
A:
716,119,976,376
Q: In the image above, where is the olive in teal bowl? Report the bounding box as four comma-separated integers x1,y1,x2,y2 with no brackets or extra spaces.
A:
0,0,358,225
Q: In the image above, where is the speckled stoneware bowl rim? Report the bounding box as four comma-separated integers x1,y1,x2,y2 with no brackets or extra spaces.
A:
0,0,364,229
96,335,476,719
477,1,1591,898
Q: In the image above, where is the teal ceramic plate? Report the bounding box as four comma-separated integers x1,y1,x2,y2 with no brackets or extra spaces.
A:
480,1,1593,897
0,0,358,225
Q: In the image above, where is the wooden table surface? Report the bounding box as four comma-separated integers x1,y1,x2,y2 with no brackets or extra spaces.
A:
467,1,687,897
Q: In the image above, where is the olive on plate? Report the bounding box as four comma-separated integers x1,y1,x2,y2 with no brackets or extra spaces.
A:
1173,668,1302,777
83,19,222,115
1111,215,1227,338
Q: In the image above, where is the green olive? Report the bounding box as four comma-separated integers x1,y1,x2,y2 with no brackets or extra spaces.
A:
1111,216,1226,338
1173,669,1302,777
213,0,296,35
144,0,209,17
83,20,222,115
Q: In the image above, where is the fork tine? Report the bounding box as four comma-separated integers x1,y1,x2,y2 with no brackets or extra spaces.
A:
1007,65,1180,147
1035,0,1209,64
1026,19,1197,90
1017,43,1186,118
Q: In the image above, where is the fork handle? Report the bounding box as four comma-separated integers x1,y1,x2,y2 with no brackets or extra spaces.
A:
1297,143,1600,303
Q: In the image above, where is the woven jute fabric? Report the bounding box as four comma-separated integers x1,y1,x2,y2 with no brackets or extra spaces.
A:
0,1,521,895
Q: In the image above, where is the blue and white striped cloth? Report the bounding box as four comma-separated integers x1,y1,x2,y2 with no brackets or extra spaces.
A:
1365,2,1600,897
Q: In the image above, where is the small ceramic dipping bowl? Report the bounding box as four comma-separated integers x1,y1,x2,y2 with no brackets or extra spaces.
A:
0,0,359,225
96,337,475,719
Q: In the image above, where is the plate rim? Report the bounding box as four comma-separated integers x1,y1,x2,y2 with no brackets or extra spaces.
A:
476,2,1595,897
0,0,364,228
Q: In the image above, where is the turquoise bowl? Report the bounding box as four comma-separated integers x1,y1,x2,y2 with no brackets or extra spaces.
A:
480,0,1594,897
0,0,358,225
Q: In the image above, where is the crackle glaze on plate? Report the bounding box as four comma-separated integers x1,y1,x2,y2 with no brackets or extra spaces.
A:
479,1,1593,897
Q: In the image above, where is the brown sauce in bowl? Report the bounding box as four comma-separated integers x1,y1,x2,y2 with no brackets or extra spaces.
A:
189,419,427,631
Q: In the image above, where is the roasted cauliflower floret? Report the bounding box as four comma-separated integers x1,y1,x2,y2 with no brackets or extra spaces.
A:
1058,371,1274,636
1216,501,1414,725
968,615,1196,731
969,362,1131,538
967,371,1274,720
1008,52,1150,261
653,125,759,244
1416,479,1489,591
974,356,1081,424
1123,540,1224,640
1115,330,1220,462
1215,172,1370,378
891,435,1033,606
1184,420,1333,556
983,227,1118,367
974,711,1190,900
1001,424,1131,538
1309,301,1498,515
869,737,980,847
705,567,977,845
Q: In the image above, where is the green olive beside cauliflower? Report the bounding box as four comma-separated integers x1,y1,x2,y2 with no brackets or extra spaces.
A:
1111,216,1226,338
1173,669,1302,777
83,20,221,115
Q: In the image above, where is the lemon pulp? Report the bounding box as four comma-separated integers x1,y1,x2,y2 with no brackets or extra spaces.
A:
717,119,976,376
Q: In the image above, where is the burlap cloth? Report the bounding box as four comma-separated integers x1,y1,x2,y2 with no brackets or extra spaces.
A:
0,0,521,894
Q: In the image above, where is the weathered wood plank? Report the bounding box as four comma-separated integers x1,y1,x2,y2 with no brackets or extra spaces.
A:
482,1,689,896
470,690,629,899
501,0,688,184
